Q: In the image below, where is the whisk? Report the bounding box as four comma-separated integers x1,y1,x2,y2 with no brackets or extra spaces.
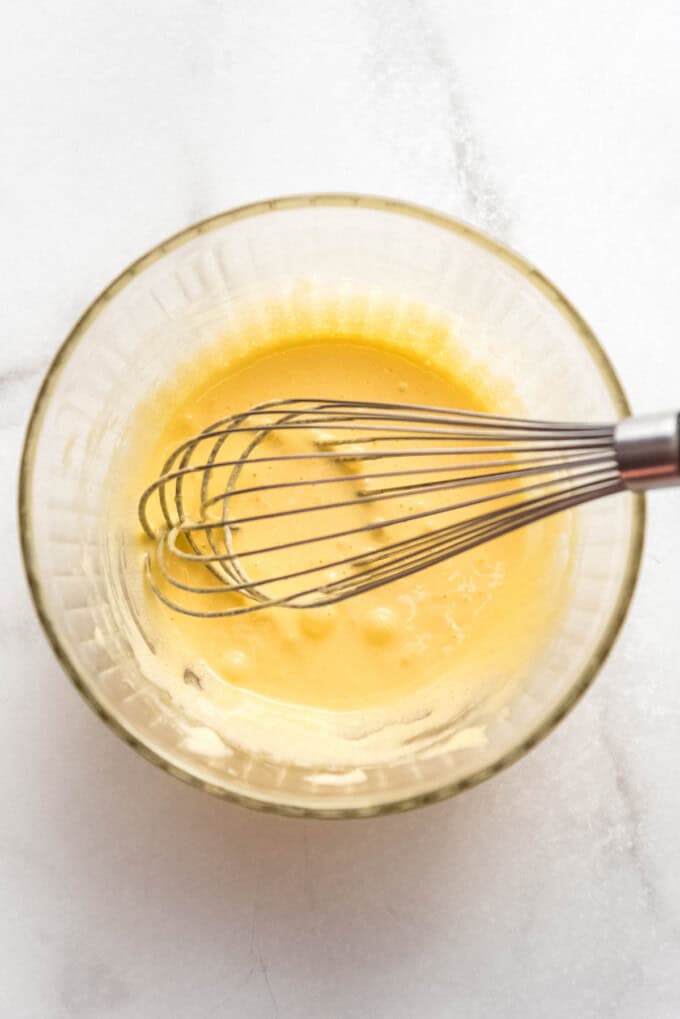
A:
138,399,679,617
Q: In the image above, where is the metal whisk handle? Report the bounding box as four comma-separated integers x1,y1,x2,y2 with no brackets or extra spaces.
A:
615,411,680,490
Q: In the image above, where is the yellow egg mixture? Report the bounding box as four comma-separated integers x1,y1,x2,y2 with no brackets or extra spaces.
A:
117,298,572,766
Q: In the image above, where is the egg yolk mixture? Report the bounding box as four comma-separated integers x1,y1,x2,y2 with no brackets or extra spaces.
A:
118,299,572,763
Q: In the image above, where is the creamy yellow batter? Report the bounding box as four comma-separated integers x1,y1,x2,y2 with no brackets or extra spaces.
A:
116,296,572,765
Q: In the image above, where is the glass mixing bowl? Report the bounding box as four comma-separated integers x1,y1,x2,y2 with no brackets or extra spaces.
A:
19,195,644,817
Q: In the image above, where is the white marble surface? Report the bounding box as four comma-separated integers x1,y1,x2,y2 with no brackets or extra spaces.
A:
3,2,680,1016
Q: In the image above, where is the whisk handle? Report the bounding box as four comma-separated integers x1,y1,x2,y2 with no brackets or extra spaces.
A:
615,411,680,490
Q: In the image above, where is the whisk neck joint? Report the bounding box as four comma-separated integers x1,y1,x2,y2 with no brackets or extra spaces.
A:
615,411,680,491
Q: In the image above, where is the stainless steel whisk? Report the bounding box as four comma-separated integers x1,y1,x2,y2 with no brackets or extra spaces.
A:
138,399,680,617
